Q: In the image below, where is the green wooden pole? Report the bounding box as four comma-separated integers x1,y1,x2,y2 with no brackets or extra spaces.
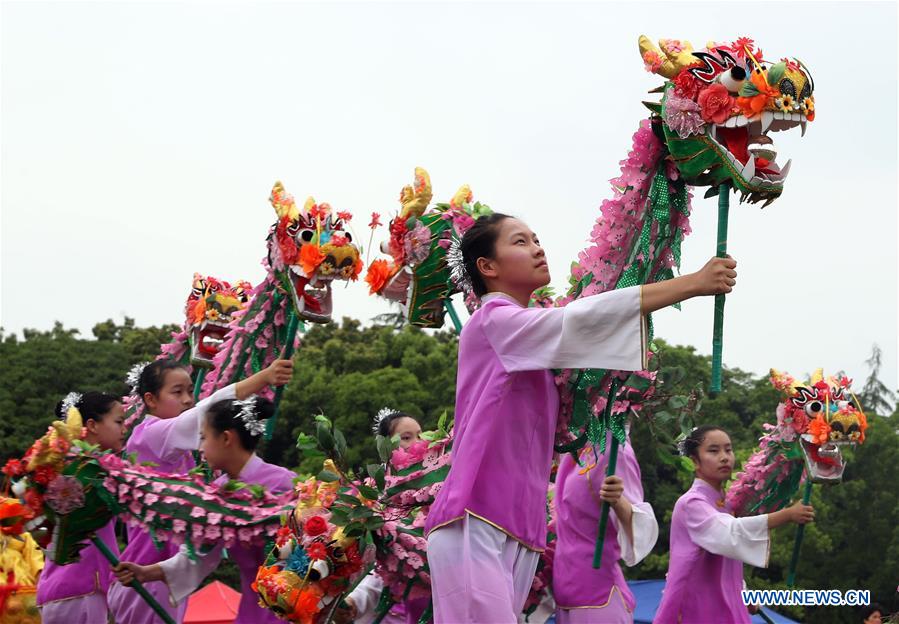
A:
443,299,463,334
192,368,207,401
786,478,814,587
710,183,730,396
592,379,621,569
265,312,301,440
90,533,175,624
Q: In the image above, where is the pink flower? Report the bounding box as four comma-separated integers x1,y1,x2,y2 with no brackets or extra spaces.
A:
642,50,663,73
190,506,206,518
403,223,431,266
172,519,187,534
143,493,159,505
369,212,382,229
663,92,705,139
45,475,86,515
207,512,223,525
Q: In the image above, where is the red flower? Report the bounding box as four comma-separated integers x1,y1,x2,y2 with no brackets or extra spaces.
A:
368,212,382,229
2,459,25,478
276,217,299,265
32,465,58,486
275,526,293,548
306,541,328,560
23,489,43,513
304,515,328,536
673,69,703,100
336,211,353,223
697,84,736,124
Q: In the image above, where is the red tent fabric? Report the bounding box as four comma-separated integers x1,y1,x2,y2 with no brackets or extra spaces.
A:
183,580,241,624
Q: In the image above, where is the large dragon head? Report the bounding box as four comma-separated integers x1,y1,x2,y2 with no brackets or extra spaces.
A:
640,36,815,205
267,182,362,323
771,369,867,482
186,273,253,368
365,167,492,327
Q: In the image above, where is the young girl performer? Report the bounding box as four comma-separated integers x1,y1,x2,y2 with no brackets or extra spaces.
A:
553,426,658,623
36,392,127,623
423,213,737,623
113,396,296,624
654,426,815,624
344,409,425,624
108,358,292,623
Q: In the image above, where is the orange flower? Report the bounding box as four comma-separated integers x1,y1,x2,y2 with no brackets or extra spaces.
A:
856,411,868,443
807,416,831,445
352,257,363,281
736,70,779,118
298,244,325,276
288,586,324,624
0,497,33,536
364,259,391,295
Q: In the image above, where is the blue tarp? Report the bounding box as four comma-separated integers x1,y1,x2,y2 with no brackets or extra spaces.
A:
628,579,800,624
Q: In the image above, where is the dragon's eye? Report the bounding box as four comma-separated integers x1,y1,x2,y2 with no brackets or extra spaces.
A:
343,231,352,243
297,229,315,244
799,80,811,102
804,401,823,417
778,78,797,100
719,66,746,93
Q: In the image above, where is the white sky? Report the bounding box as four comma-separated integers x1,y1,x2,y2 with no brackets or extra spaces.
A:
2,1,897,395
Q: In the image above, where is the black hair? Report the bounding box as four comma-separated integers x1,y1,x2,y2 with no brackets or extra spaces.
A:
460,213,513,297
681,425,729,460
861,604,884,620
137,360,190,401
205,397,275,451
56,391,120,423
377,411,416,438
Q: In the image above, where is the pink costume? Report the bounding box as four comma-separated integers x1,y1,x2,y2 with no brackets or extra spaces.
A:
107,383,236,624
654,478,770,624
36,518,119,623
425,289,645,623
552,433,658,624
155,453,296,624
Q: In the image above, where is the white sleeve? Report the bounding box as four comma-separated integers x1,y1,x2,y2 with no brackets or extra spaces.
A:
158,543,224,604
347,571,385,617
684,501,770,568
614,501,658,567
483,287,646,372
156,384,237,462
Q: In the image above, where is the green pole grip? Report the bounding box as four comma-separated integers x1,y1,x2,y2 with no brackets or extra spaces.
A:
443,299,463,334
90,533,175,624
592,378,622,569
266,312,301,440
192,367,207,401
786,478,814,587
710,183,730,396
591,438,619,569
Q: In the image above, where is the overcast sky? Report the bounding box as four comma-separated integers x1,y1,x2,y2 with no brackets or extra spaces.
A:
2,1,897,396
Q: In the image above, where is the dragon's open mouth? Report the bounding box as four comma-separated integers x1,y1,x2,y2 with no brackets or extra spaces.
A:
190,321,230,364
289,266,333,323
708,111,808,189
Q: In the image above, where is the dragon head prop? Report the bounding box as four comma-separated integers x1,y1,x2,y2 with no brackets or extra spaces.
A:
186,273,253,367
770,368,866,482
268,182,363,324
254,464,366,622
640,36,814,205
365,167,492,327
727,369,867,516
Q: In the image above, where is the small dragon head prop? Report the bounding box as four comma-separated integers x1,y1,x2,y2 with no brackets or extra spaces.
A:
727,369,867,516
365,167,492,327
254,462,366,622
186,273,253,368
640,36,814,205
268,182,363,323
